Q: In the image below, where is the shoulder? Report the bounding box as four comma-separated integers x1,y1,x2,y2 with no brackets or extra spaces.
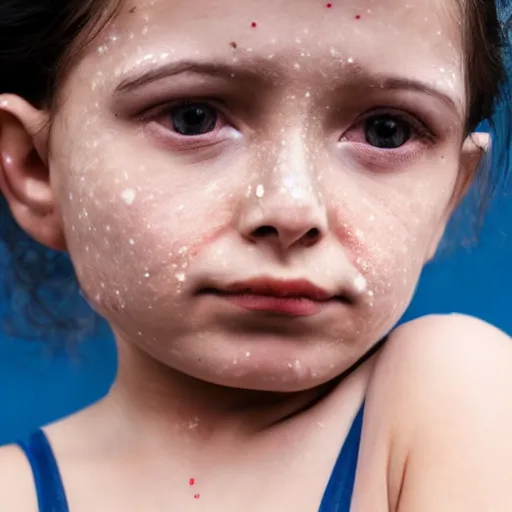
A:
0,443,38,511
371,313,512,406
367,314,512,511
368,313,512,439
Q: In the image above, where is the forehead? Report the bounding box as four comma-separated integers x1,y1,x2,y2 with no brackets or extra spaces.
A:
76,0,464,108
105,0,461,57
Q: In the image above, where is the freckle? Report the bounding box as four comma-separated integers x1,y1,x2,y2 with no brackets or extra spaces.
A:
251,21,257,28
230,41,237,49
189,478,195,486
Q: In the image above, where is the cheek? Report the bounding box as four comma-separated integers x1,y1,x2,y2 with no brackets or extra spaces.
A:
334,172,454,317
53,137,239,321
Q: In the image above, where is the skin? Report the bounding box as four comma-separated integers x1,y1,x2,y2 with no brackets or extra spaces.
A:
0,0,512,510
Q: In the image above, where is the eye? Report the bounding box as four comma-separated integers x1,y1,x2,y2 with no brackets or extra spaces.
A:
364,115,411,149
170,103,218,136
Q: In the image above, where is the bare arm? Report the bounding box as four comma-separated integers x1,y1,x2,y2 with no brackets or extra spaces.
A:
352,314,512,512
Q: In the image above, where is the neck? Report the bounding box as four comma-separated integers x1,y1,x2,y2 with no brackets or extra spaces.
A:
100,338,329,446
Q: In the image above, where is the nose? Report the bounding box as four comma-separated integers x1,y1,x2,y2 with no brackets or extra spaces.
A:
243,194,327,252
238,136,329,254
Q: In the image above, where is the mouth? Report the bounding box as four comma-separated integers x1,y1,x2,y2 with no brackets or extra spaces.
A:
198,278,352,317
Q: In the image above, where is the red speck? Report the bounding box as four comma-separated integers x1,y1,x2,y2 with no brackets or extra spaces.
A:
189,478,195,486
355,14,361,20
326,3,332,7
251,21,257,28
194,494,201,499
230,41,237,49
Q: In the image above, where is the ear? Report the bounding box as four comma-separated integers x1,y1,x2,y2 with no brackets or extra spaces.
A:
424,132,490,261
453,132,491,206
0,94,67,251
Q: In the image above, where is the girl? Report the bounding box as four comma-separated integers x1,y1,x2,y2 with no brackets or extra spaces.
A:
1,0,512,510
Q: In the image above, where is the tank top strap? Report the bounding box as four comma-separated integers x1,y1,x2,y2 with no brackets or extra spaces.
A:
319,404,365,512
17,429,69,512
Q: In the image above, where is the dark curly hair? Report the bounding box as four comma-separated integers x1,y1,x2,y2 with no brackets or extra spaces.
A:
0,0,511,344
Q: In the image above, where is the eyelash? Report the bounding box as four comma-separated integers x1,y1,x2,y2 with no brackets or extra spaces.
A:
347,108,433,139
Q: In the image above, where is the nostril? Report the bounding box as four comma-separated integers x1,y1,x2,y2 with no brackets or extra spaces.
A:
305,228,320,240
252,225,278,238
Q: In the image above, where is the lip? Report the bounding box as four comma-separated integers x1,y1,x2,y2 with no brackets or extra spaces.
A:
199,278,346,316
225,278,333,301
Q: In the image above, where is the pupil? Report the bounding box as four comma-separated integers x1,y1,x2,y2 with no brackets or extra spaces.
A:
172,104,217,136
365,116,410,149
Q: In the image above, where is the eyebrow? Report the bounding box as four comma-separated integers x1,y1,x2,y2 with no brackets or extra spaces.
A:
369,75,460,113
114,58,460,113
115,59,276,93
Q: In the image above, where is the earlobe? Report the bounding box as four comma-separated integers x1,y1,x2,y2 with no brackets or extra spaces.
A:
0,94,67,251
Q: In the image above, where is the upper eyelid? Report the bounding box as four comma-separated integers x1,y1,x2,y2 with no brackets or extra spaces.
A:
137,98,224,121
354,110,435,140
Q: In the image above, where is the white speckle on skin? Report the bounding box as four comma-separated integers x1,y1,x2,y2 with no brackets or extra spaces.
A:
176,273,186,282
354,275,368,293
122,188,137,205
256,185,265,198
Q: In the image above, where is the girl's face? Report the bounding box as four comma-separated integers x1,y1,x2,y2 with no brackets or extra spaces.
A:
46,0,474,390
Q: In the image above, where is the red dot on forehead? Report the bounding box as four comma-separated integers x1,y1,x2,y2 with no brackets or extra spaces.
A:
326,3,332,7
194,494,201,499
251,21,257,27
189,478,195,486
355,14,361,19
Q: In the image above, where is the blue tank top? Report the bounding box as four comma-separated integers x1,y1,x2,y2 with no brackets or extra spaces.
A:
16,405,364,512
